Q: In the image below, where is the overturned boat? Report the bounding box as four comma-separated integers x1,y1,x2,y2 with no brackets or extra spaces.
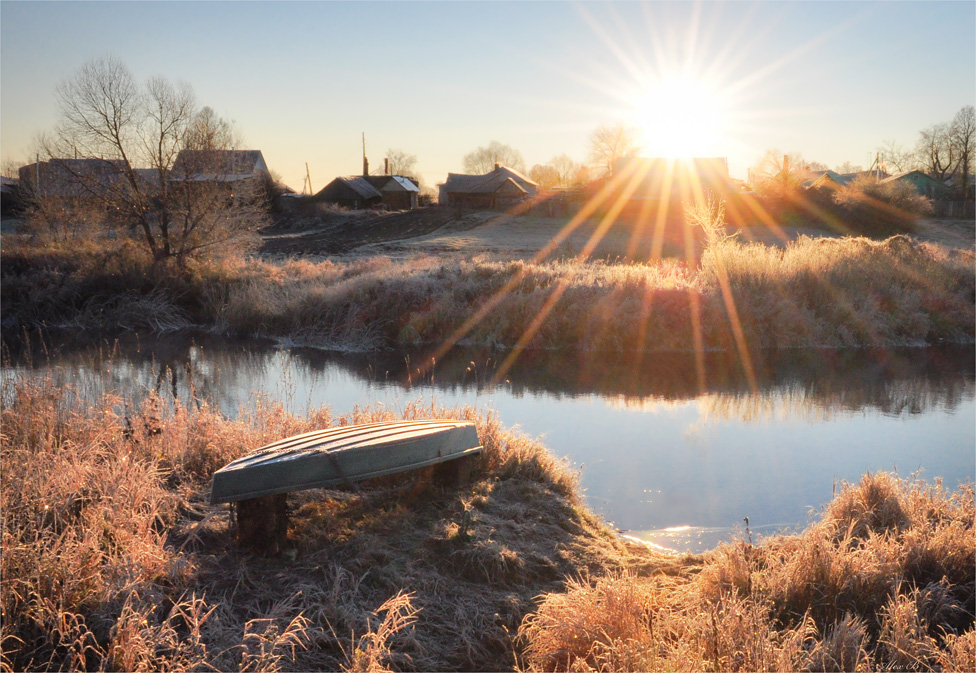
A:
210,419,483,505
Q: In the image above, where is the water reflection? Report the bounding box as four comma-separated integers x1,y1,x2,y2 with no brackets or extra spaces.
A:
3,331,973,553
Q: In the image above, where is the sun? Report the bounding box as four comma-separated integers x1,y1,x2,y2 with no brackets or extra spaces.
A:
628,75,728,158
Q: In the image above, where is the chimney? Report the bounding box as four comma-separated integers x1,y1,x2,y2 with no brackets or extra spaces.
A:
494,162,501,171
362,131,368,176
385,158,389,175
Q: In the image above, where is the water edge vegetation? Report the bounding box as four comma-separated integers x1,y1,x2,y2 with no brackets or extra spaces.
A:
1,373,973,671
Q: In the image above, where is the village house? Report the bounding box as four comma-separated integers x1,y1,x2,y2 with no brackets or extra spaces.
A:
169,149,269,185
439,164,538,209
880,170,949,199
314,153,420,210
18,158,130,202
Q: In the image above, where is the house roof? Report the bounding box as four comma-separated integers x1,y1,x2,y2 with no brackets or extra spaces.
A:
801,170,843,187
316,176,383,200
19,158,130,197
171,149,267,181
364,175,420,193
442,164,537,195
880,170,943,186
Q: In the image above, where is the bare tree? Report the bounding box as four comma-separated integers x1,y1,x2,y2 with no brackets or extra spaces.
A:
528,164,560,190
748,149,806,186
185,106,243,151
835,160,864,175
462,141,526,174
383,148,418,176
32,55,264,265
588,121,640,177
875,139,915,174
950,105,975,198
548,153,582,186
915,122,956,183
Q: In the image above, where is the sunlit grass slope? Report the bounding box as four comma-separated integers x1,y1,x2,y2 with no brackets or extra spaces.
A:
2,227,973,355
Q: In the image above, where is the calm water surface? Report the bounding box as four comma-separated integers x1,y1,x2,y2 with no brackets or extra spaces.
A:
4,333,973,553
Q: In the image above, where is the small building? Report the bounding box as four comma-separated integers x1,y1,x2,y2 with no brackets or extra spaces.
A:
364,175,420,210
313,176,383,209
1,176,20,216
439,164,538,208
880,170,948,199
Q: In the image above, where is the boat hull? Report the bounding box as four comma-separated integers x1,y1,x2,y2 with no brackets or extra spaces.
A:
210,420,482,504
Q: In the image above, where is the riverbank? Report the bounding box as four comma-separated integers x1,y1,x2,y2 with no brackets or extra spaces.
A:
2,374,973,671
2,227,973,359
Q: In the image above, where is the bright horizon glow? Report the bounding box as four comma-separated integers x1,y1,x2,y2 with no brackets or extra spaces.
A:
629,74,729,158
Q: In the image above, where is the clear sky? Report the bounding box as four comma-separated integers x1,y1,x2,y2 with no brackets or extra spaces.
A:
2,1,974,190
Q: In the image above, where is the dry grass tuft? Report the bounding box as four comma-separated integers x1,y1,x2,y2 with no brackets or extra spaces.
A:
520,472,975,672
337,591,420,673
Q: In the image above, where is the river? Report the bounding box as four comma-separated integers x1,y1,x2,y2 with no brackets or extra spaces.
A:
3,332,973,553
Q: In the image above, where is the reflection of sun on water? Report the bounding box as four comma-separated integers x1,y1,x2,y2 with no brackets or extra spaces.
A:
628,74,730,158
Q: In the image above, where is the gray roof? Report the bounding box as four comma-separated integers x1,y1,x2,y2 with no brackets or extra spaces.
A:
171,150,267,180
442,164,537,195
880,170,940,185
388,175,420,192
339,177,383,199
364,175,420,192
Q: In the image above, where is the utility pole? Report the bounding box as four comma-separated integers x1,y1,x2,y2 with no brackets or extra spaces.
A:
303,162,313,195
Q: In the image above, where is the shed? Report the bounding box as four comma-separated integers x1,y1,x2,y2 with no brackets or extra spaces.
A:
313,177,383,209
364,175,420,210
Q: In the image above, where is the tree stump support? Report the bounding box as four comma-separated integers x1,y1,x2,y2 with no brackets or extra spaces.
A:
235,493,288,554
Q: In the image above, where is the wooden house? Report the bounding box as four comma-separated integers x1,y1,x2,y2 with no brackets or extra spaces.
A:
170,150,269,185
18,158,130,201
439,164,538,208
880,170,948,199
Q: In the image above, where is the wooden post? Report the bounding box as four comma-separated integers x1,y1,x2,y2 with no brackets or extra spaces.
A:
236,494,288,554
433,453,479,488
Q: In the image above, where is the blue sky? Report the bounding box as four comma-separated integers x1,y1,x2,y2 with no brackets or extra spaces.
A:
2,1,974,190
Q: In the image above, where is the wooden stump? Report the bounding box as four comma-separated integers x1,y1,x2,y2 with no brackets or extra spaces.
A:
236,493,288,554
433,453,479,488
